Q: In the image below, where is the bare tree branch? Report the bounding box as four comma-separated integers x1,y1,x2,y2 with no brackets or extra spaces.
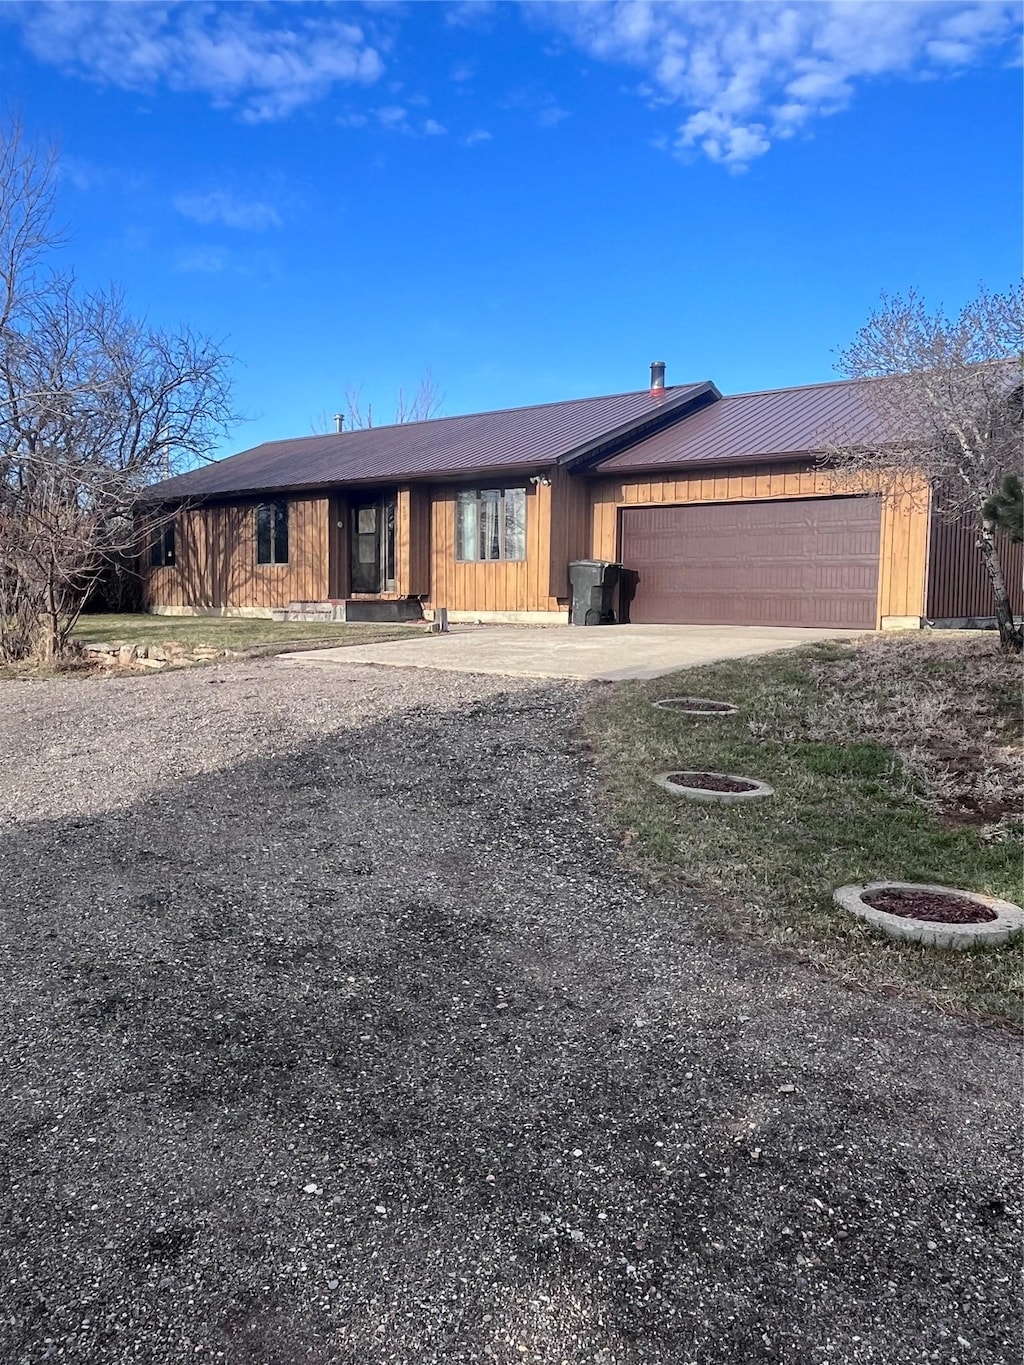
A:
310,368,445,433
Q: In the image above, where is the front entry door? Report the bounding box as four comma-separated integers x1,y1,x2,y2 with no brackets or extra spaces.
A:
350,494,397,594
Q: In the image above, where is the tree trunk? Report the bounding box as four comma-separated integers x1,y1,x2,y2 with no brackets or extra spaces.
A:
44,573,59,664
977,515,1023,653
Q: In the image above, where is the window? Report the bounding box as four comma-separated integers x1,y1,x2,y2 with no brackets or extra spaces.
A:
455,487,527,562
149,521,176,568
256,499,289,565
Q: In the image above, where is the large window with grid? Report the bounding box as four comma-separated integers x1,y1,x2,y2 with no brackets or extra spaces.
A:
455,487,527,562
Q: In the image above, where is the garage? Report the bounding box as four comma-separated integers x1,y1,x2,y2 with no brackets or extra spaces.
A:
620,496,881,628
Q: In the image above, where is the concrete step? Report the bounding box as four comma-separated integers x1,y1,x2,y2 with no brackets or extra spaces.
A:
278,600,425,624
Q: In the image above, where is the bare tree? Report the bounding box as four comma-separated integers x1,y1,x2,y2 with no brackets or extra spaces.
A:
311,367,444,433
0,120,237,663
825,285,1023,652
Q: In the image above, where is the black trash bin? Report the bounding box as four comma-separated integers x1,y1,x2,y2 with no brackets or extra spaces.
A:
568,559,621,626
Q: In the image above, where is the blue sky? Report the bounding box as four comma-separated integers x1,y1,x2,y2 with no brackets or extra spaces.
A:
1,0,1021,459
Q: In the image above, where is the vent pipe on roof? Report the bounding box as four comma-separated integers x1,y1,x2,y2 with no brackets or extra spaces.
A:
650,360,666,391
334,413,344,433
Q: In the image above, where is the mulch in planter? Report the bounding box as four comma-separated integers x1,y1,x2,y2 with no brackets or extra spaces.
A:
863,888,997,925
666,772,758,793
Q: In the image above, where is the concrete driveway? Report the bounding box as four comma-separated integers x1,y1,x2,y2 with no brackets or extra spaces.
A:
281,622,865,681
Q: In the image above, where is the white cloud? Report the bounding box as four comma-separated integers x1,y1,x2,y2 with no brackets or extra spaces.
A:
375,104,409,129
445,1,498,28
535,0,1021,168
537,103,571,128
4,0,383,122
502,85,573,129
174,190,281,231
423,119,449,136
463,128,494,146
59,155,109,192
175,245,231,274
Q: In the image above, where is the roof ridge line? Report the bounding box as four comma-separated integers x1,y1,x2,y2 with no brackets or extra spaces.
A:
259,382,708,446
722,374,884,401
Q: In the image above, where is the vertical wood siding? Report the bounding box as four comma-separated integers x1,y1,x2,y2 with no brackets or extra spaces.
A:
397,485,432,597
143,495,330,611
546,465,593,599
425,478,567,613
590,464,930,625
143,463,934,626
327,494,348,598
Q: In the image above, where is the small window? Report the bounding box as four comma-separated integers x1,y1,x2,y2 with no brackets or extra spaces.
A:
149,521,176,568
456,487,526,562
256,499,289,565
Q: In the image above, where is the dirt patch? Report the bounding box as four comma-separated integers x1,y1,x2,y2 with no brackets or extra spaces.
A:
864,888,998,924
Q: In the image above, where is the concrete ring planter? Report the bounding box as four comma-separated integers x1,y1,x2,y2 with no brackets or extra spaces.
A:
653,771,774,804
651,697,739,717
833,881,1024,950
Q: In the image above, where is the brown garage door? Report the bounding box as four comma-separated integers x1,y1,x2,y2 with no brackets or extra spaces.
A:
620,497,880,628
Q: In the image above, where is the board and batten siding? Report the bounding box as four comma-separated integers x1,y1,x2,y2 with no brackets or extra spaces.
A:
425,475,573,615
589,464,930,625
143,496,330,613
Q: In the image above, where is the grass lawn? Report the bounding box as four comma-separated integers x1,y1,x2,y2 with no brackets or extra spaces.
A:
72,612,419,651
584,632,1023,1024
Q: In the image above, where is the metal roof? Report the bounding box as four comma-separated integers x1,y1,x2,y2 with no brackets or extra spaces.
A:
593,377,889,473
147,383,711,500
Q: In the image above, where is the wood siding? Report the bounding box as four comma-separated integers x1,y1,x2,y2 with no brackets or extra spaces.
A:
144,462,934,627
328,494,348,598
425,478,567,614
398,485,432,597
143,495,330,611
546,465,593,600
590,464,929,625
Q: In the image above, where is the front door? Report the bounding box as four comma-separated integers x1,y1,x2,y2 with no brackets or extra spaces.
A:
350,494,397,594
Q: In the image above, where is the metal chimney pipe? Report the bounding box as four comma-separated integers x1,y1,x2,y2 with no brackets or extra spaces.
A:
650,360,666,391
334,413,344,433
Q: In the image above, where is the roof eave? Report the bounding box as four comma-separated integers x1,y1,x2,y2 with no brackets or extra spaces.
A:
582,447,829,479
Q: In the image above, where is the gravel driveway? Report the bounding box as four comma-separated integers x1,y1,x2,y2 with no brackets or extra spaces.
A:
0,661,1019,1365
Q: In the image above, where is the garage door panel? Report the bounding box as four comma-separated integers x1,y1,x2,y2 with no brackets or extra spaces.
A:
621,497,880,628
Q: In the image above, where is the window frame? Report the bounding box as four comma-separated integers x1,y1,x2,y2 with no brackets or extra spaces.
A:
455,486,527,563
148,520,176,569
256,498,290,566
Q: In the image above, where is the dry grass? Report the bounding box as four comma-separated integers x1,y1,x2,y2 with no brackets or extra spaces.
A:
755,633,1022,831
72,613,418,650
584,633,1024,1024
0,614,423,681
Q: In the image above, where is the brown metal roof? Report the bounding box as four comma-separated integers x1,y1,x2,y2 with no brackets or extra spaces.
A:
148,383,711,500
592,377,890,473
